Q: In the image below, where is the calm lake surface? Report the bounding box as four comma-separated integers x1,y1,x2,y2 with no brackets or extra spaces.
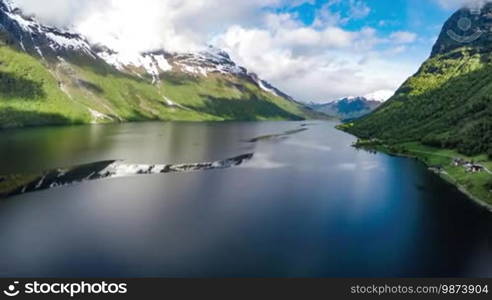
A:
0,121,491,277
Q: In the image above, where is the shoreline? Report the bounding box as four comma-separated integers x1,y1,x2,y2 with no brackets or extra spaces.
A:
428,164,492,213
0,117,334,133
345,136,492,214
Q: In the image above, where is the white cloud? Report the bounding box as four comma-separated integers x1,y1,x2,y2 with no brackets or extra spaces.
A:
13,0,294,52
12,0,102,27
365,89,395,101
214,12,417,102
390,31,418,44
348,0,371,19
313,0,371,27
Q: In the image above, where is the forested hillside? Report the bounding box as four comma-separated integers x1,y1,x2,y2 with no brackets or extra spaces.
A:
344,5,492,159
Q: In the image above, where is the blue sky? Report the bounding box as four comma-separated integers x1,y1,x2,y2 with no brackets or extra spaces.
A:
289,0,451,33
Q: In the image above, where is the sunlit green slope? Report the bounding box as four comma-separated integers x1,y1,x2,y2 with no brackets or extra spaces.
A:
345,5,492,158
0,43,315,128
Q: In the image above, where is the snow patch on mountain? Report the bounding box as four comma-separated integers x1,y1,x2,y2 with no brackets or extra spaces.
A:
44,31,94,56
1,0,14,12
0,0,95,58
96,45,248,80
163,96,187,109
88,108,111,124
96,49,173,83
172,46,246,76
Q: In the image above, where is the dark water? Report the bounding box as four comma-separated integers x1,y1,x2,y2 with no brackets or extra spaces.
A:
0,121,491,277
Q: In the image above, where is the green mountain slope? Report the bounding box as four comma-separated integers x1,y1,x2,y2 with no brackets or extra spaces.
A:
342,5,492,206
345,5,492,158
0,43,314,128
0,43,90,127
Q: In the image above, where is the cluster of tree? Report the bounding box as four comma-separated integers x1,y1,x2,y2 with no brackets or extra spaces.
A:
456,120,492,157
421,119,492,157
486,179,492,193
0,71,45,99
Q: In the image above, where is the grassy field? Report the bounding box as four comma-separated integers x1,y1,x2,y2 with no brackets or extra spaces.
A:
348,136,492,208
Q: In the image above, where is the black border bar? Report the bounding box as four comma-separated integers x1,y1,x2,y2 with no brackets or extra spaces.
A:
0,278,490,299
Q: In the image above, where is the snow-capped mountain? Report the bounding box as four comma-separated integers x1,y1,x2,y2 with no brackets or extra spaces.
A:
0,0,291,101
0,0,95,59
95,46,293,100
0,0,310,128
308,96,382,120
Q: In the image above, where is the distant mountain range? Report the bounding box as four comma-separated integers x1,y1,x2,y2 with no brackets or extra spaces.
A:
308,96,382,120
0,0,316,128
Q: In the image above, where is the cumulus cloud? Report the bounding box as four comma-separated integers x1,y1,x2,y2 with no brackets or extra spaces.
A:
313,0,371,27
14,0,295,52
390,31,418,44
214,12,417,102
11,0,423,102
13,0,103,27
347,0,372,19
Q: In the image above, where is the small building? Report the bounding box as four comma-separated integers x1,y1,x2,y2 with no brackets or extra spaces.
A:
452,158,466,167
465,164,484,173
453,158,484,173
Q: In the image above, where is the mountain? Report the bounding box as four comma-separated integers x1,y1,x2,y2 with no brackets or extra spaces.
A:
0,0,314,128
309,96,382,120
340,5,492,206
344,4,492,158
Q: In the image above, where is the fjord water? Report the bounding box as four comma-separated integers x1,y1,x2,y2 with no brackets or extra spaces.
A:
0,121,490,277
